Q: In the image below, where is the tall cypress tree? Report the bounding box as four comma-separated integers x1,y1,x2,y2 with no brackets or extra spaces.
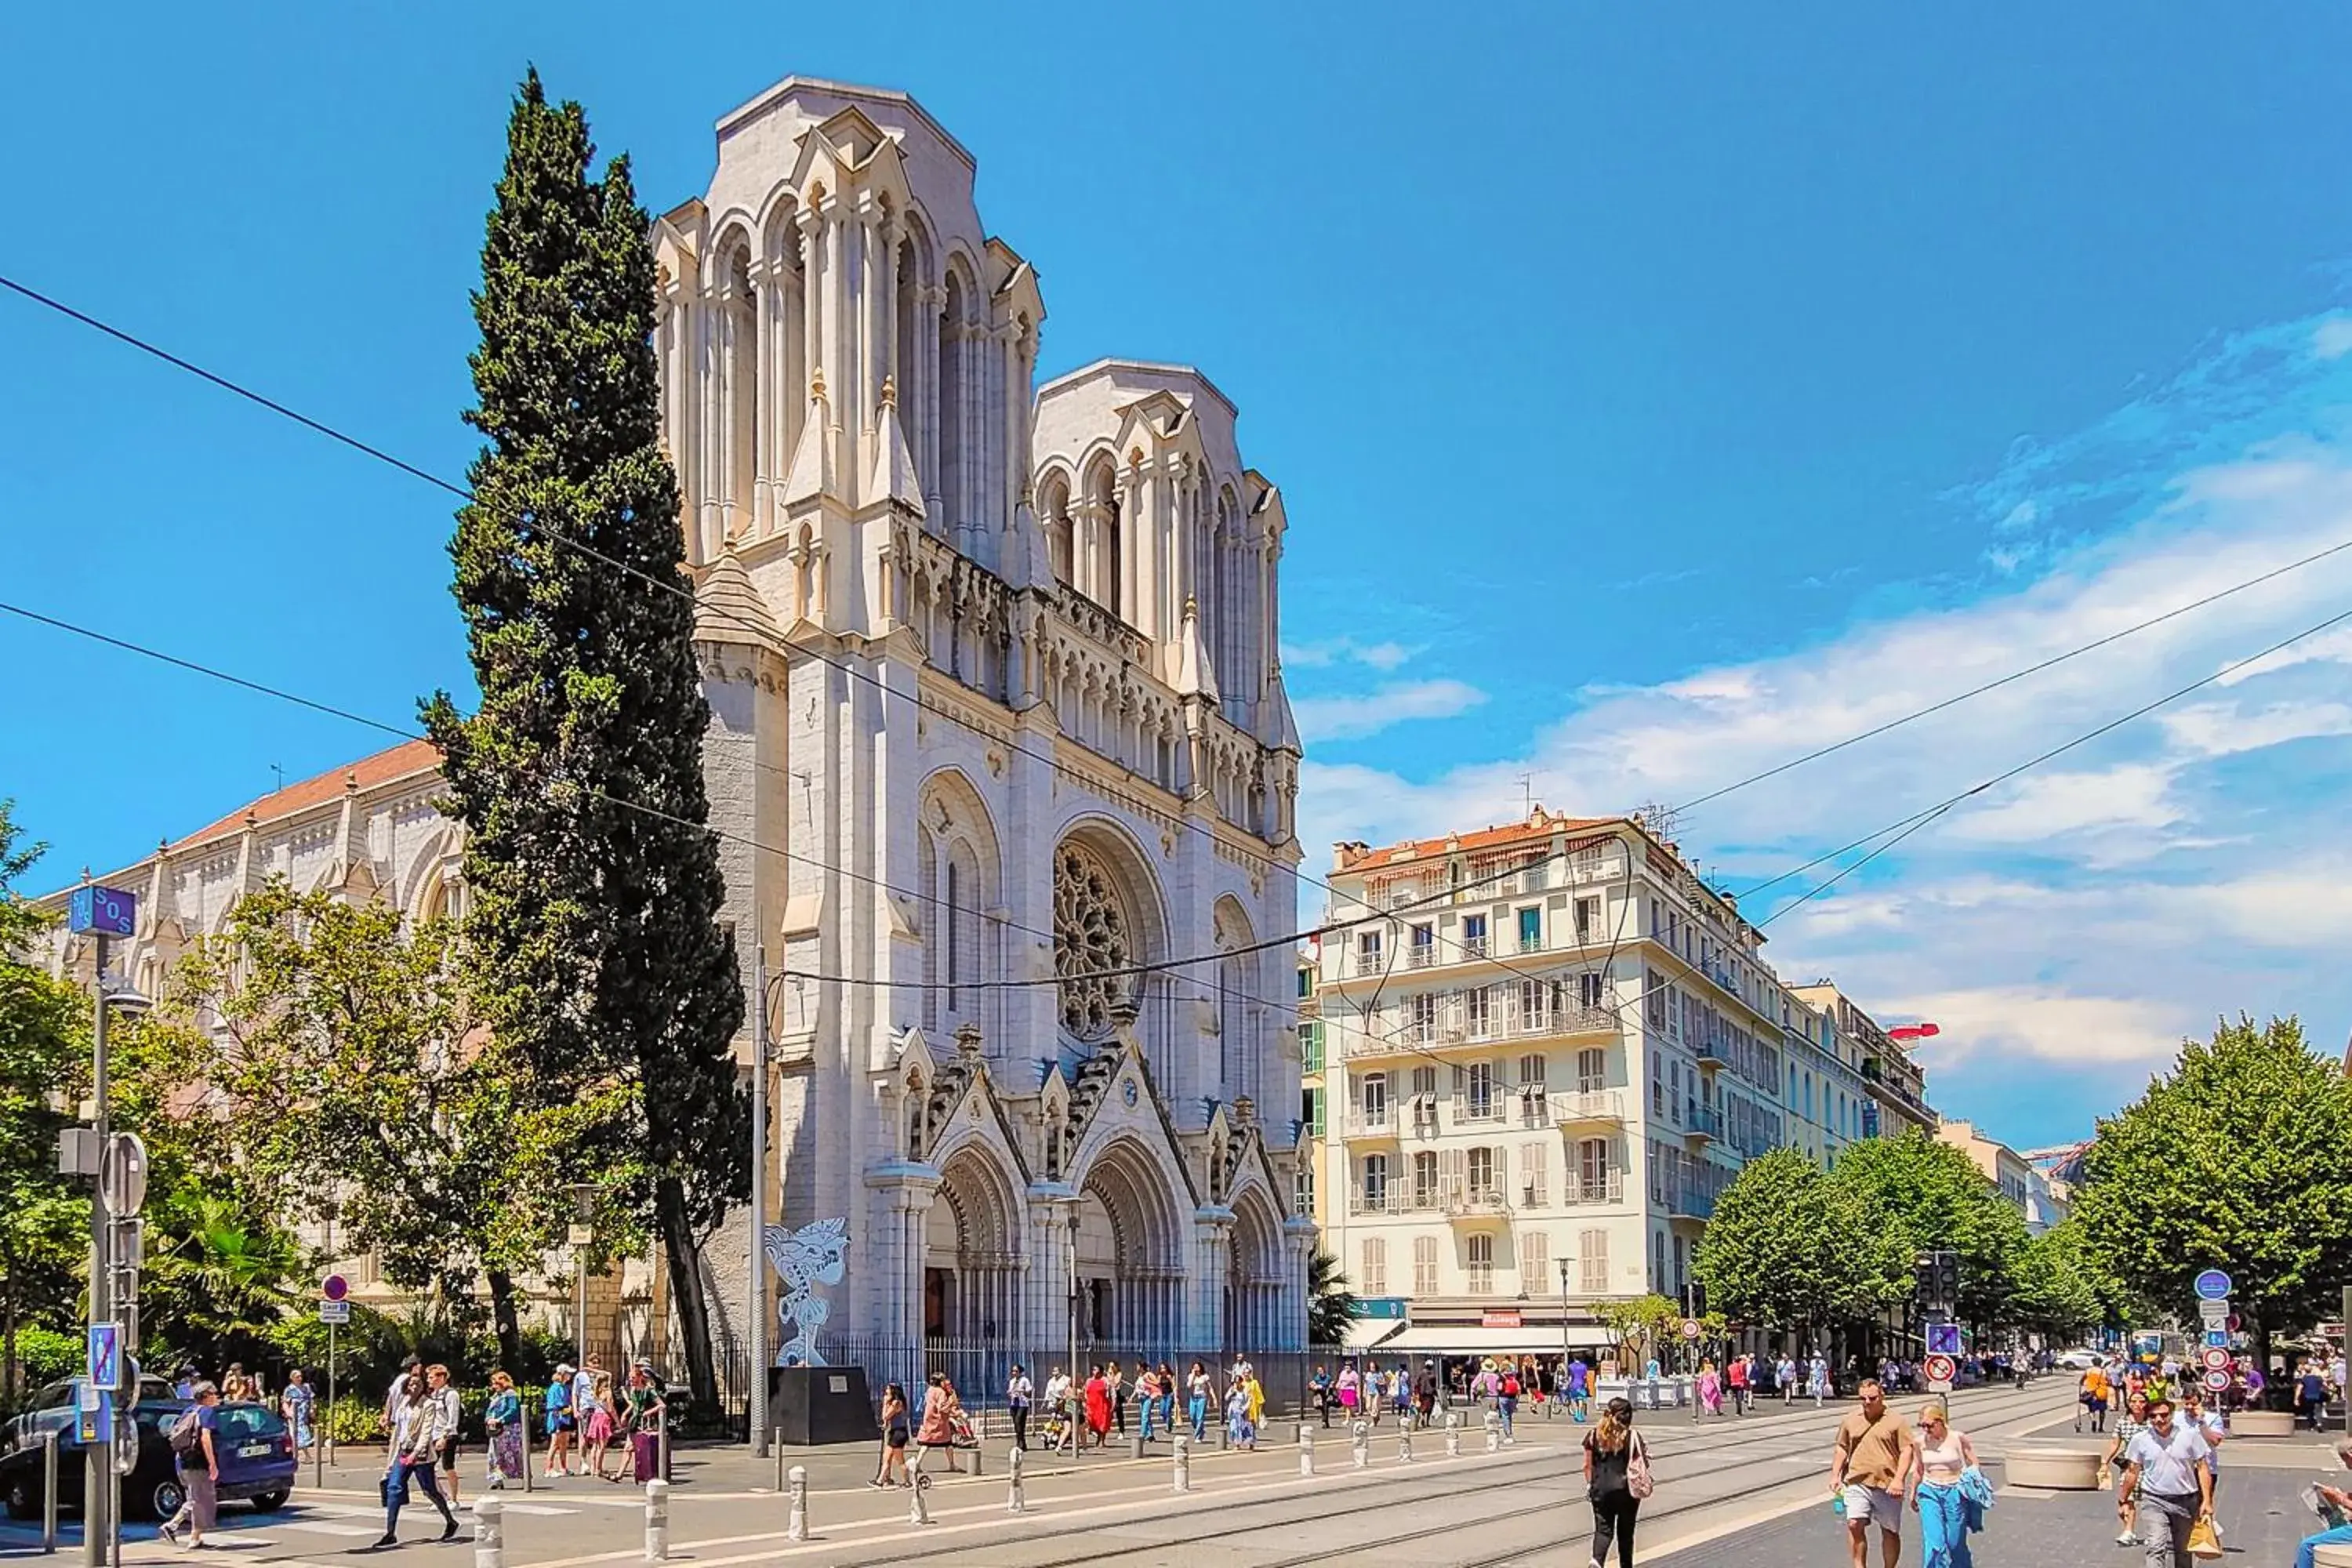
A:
424,71,747,1405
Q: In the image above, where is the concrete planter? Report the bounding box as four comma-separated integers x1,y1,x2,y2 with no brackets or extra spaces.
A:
2230,1410,2296,1438
2003,1446,2103,1490
2308,1544,2352,1567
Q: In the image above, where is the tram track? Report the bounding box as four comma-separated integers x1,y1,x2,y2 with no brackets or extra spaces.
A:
823,1380,2070,1568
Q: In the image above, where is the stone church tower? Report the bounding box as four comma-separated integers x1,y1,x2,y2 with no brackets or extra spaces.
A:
652,77,1310,1360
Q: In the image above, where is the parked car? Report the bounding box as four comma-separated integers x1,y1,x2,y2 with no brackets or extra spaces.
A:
0,1385,295,1523
2055,1348,2103,1370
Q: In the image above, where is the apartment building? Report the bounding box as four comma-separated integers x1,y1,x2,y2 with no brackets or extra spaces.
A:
1313,807,1795,1356
1297,938,1326,1226
1791,981,1936,1141
1939,1120,2067,1235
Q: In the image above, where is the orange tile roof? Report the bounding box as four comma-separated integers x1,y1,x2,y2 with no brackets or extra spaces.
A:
172,739,444,851
1337,812,1621,873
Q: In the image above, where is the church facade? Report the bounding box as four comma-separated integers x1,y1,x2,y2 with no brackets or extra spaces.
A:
45,77,1311,1363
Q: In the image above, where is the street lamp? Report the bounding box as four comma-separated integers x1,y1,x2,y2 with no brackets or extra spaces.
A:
1556,1258,1573,1385
571,1183,598,1365
84,955,149,1568
750,943,772,1457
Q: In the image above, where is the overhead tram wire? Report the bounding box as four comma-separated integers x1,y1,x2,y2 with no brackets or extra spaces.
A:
0,595,1541,1074
16,270,2352,1008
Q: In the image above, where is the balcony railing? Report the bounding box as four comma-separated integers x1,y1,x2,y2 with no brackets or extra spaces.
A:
1685,1107,1724,1144
1668,1189,1715,1221
1563,1174,1627,1207
1406,947,1436,970
1452,1095,1506,1125
1349,951,1385,978
1461,935,1490,960
1347,1189,1396,1217
1552,1089,1627,1124
1343,1110,1396,1137
1517,934,1544,955
1442,1185,1511,1218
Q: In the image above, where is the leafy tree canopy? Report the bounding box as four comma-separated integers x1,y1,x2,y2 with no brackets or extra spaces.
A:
1696,1146,1908,1330
1828,1130,2029,1325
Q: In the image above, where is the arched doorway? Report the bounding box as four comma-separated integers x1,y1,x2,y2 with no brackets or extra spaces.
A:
1072,1138,1185,1359
1226,1189,1286,1353
922,1147,1023,1342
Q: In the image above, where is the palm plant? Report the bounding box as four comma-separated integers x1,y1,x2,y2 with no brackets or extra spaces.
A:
1306,1248,1359,1347
145,1185,303,1370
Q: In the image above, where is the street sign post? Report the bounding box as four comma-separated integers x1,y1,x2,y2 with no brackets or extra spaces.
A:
1680,1319,1700,1341
2194,1270,2232,1301
2201,1369,2231,1394
1925,1352,1957,1388
2201,1347,2230,1371
317,1300,351,1325
1926,1322,1963,1357
2204,1330,2230,1349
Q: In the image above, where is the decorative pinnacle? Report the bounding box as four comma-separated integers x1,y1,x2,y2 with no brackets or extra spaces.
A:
811,368,828,402
880,374,898,410
1183,595,1199,619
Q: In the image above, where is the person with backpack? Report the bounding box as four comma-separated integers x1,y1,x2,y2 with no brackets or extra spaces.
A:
158,1381,223,1548
544,1363,575,1478
1584,1396,1650,1567
1497,1363,1521,1442
376,1371,459,1546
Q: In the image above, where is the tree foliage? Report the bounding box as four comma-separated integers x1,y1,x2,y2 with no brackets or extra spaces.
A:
1828,1131,2030,1326
422,70,746,1404
1306,1248,1358,1348
2074,1014,2352,1363
1695,1147,1907,1331
2005,1219,2109,1341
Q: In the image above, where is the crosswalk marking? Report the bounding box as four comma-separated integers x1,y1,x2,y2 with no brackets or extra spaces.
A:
277,1520,384,1537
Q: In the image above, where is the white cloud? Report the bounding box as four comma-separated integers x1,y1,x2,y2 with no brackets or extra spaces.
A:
2210,621,2352,687
2159,699,2352,757
1942,764,2185,844
1280,637,1417,673
1291,679,1487,743
1880,988,2190,1068
2315,316,2352,361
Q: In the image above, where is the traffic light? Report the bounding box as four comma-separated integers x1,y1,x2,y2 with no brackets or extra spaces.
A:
1912,1250,1960,1316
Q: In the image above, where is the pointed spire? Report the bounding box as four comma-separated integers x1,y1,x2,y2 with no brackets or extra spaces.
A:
693,549,784,646
1006,479,1054,591
868,375,924,511
1174,595,1220,703
1264,659,1301,753
781,368,836,507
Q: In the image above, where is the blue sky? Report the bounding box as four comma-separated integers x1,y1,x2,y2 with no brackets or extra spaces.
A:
6,2,2352,1148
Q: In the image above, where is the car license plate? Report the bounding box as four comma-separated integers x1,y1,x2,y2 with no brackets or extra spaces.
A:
240,1442,270,1459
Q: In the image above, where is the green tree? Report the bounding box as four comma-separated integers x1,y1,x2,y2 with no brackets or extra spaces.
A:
1829,1131,2031,1329
0,804,89,1402
141,1187,303,1370
2074,1014,2352,1381
2005,1220,2104,1344
1695,1147,1907,1338
422,71,746,1406
1588,1293,1685,1370
1305,1248,1359,1347
165,879,590,1370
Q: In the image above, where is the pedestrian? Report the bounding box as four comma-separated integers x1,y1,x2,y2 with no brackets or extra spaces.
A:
1185,1360,1210,1441
1006,1363,1032,1451
484,1370,524,1490
871,1383,911,1488
1727,1353,1749,1416
1042,1366,1072,1453
2115,1396,2215,1568
426,1364,463,1508
1083,1364,1111,1450
1105,1359,1127,1439
1414,1359,1439,1429
1809,1352,1832,1407
544,1363,576,1479
1310,1363,1333,1428
281,1369,316,1454
1246,1368,1265,1437
1225,1374,1254,1450
2181,1389,2225,1510
572,1356,601,1447
2303,1363,2332,1432
1908,1402,1979,1568
2293,1440,2352,1568
1584,1396,1647,1568
583,1371,619,1481
383,1354,423,1436
1828,1377,1915,1568
1156,1362,1178,1436
1569,1354,1592,1422
1498,1362,1520,1442
222,1363,256,1403
375,1372,459,1547
624,1363,666,1483
2078,1362,2110,1434
1778,1353,1797,1407
1697,1359,1722,1417
1131,1361,1153,1439
1336,1362,1359,1425
2106,1391,2152,1542
913,1371,964,1476
158,1381,223,1549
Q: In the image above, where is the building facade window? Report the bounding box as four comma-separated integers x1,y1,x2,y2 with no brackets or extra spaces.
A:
1362,1237,1387,1296
1519,1229,1549,1296
1413,1236,1439,1295
1466,1233,1494,1296
1517,906,1542,953
1578,1047,1606,1094
1579,1229,1609,1294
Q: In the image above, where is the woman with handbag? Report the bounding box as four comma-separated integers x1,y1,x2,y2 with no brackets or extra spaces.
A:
1584,1396,1649,1568
1908,1402,1979,1568
376,1373,459,1547
484,1371,524,1490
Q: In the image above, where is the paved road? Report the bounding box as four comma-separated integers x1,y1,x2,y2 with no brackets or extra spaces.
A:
19,1380,2324,1567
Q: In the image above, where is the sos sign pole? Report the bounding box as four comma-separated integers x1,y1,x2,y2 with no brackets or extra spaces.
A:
68,884,137,1568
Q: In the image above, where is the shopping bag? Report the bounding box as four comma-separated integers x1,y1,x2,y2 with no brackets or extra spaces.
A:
2184,1516,2223,1559
632,1430,660,1483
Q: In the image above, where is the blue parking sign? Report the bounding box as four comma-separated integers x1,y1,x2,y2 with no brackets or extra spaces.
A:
89,1322,121,1392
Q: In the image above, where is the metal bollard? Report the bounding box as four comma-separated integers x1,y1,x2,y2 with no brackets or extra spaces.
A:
474,1494,506,1568
906,1472,932,1526
1171,1433,1192,1494
1444,1411,1462,1458
1397,1425,1415,1463
1218,1417,1231,1451
785,1465,808,1543
1130,1431,1145,1461
642,1479,669,1563
971,1441,983,1479
1350,1420,1370,1470
1005,1446,1027,1514
1297,1423,1314,1478
774,1431,786,1495
1484,1410,1501,1454
41,1430,59,1553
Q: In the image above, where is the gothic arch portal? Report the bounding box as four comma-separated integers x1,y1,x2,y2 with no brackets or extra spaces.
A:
916,768,1001,1040
1225,1185,1287,1354
921,1143,1023,1340
1072,1134,1186,1352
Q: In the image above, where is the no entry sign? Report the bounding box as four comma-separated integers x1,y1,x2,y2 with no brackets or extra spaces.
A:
1925,1353,1957,1385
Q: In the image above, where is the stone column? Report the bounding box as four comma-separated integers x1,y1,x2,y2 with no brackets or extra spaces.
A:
919,284,946,530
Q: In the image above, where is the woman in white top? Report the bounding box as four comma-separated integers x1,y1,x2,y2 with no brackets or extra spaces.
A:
376,1374,459,1547
1907,1403,1978,1568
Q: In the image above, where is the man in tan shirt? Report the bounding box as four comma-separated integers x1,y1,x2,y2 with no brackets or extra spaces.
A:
1828,1378,1917,1568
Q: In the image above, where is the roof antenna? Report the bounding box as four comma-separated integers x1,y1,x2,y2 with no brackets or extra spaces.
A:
270,763,285,794
1518,773,1534,818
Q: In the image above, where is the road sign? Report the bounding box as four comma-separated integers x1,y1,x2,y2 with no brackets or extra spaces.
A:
88,1323,122,1392
1680,1319,1701,1341
322,1273,350,1303
2198,1299,2229,1324
317,1300,351,1326
2201,1369,2230,1393
1926,1322,1964,1356
100,1133,149,1216
2204,1330,2230,1350
1925,1354,1957,1385
2201,1347,2231,1371
67,885,138,938
2194,1270,2232,1301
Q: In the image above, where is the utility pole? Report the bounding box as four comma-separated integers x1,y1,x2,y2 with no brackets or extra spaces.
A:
750,944,770,1457
86,927,113,1568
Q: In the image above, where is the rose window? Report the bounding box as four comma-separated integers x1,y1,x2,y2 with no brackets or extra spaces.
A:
1054,842,1132,1040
